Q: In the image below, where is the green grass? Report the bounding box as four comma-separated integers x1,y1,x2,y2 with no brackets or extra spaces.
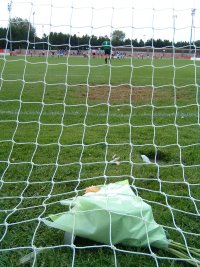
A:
0,55,200,267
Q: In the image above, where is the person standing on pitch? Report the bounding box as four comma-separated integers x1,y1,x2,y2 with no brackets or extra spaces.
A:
101,39,111,64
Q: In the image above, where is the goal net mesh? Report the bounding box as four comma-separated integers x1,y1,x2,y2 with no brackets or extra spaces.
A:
0,0,200,266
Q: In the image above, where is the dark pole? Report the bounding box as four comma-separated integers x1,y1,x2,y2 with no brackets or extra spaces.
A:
190,9,196,54
42,25,44,50
78,32,79,54
8,1,12,52
33,12,35,51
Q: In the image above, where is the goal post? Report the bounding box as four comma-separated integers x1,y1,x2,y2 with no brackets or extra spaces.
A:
0,0,200,266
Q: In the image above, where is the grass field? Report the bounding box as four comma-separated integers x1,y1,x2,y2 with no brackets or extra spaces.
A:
0,55,200,267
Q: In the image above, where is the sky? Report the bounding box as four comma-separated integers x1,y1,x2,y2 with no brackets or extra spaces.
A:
0,0,200,42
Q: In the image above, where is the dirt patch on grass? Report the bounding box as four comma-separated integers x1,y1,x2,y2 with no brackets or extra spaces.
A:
78,85,192,105
87,85,154,103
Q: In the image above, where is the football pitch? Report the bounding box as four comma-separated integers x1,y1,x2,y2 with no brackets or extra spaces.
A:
0,55,200,266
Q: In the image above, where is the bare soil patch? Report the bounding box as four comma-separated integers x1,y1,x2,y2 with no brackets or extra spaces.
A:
87,85,154,103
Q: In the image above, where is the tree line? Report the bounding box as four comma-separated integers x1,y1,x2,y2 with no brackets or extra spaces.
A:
0,17,199,51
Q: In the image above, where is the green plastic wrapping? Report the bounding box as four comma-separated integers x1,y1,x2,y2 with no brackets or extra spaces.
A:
43,180,169,249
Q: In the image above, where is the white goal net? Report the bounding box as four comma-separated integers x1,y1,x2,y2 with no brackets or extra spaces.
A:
0,0,200,266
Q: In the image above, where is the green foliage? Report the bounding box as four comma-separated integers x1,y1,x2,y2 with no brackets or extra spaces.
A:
8,17,35,49
111,30,126,45
0,28,7,48
2,20,200,51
